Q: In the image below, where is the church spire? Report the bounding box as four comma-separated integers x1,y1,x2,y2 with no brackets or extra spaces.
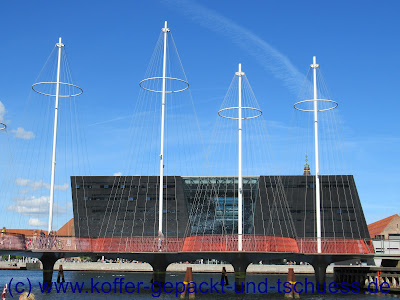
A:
304,154,311,176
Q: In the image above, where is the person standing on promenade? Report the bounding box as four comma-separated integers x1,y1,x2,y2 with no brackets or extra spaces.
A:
0,227,5,246
32,230,38,249
221,267,229,286
39,230,45,248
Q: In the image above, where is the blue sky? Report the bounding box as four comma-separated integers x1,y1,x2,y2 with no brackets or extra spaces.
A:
0,0,398,229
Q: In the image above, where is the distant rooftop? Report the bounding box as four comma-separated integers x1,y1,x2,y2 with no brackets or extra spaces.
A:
368,214,400,238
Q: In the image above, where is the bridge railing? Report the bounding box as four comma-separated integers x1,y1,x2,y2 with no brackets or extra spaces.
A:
23,236,184,252
24,236,92,252
7,235,301,253
0,233,26,250
371,238,400,254
0,234,301,253
182,235,299,252
0,234,375,254
92,237,184,252
296,238,374,254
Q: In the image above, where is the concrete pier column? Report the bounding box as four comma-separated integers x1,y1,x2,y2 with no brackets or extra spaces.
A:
231,254,250,293
150,254,169,289
40,253,58,286
311,256,330,290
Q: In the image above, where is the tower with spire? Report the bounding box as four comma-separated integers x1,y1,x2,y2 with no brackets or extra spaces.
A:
303,154,311,176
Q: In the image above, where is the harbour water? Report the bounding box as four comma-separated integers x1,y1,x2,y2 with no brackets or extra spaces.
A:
0,270,393,299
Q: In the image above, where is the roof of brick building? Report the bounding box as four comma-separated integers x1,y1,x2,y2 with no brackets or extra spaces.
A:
3,229,47,236
57,218,74,237
368,214,400,237
3,218,74,237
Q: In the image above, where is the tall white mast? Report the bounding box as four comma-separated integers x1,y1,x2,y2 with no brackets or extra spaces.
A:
311,56,322,253
294,56,338,253
158,21,169,235
139,22,188,238
218,65,261,251
48,37,64,233
236,63,244,251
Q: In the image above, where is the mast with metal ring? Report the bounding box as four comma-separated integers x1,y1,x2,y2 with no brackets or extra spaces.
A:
311,56,322,253
236,63,244,251
32,38,83,233
138,22,189,239
47,37,63,234
158,21,169,236
294,56,338,254
218,64,262,251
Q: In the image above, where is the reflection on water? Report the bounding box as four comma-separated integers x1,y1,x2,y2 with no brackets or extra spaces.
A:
0,270,392,299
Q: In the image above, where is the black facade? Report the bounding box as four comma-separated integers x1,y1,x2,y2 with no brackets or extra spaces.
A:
264,175,370,239
71,175,370,240
71,176,188,238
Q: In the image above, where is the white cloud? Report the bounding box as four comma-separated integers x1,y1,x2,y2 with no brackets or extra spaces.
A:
8,196,49,215
56,183,69,191
113,172,122,176
15,178,69,191
28,218,46,227
15,178,30,186
11,127,35,139
7,195,66,216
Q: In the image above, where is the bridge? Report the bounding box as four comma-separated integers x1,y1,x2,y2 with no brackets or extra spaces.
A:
0,24,379,291
0,232,374,289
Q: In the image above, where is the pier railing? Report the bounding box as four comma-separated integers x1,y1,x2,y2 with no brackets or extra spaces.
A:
92,237,184,252
297,238,374,254
372,238,400,254
0,233,374,254
0,233,26,250
182,235,299,252
24,236,183,253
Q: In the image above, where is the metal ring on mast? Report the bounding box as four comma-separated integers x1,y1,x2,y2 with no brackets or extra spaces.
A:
139,77,189,93
294,99,338,112
218,107,262,120
0,123,6,131
32,82,83,97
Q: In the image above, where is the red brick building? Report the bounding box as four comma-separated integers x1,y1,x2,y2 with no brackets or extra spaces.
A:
368,214,400,239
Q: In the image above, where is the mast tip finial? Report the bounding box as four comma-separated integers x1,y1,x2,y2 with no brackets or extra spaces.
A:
162,21,170,32
311,56,319,69
235,63,245,76
56,37,64,48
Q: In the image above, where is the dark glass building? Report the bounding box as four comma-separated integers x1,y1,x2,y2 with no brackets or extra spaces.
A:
71,175,370,240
